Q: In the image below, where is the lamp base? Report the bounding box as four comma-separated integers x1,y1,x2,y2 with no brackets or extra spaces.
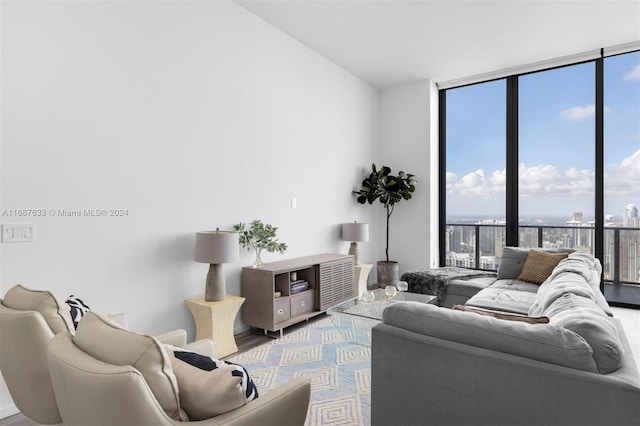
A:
205,263,226,301
348,241,360,265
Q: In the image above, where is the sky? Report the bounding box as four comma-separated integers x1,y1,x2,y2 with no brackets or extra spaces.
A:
446,51,640,222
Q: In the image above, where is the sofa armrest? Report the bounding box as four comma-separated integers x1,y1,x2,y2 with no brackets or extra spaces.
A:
106,312,127,328
195,377,311,426
184,339,215,358
104,314,188,348
155,329,187,347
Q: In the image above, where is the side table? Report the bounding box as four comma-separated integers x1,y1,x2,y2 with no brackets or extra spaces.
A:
355,264,373,297
185,295,245,359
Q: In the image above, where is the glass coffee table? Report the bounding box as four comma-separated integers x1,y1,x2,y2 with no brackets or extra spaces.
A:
327,289,436,346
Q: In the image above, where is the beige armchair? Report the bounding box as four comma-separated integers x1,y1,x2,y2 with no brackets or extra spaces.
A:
0,284,78,424
0,284,213,424
48,312,311,426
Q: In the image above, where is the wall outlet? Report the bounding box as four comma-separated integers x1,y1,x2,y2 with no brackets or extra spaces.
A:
291,197,297,209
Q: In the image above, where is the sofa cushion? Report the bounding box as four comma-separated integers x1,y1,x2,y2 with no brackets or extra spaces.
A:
73,312,184,421
497,247,573,279
487,278,540,293
452,305,549,324
528,253,611,317
383,302,598,372
542,252,612,317
517,250,569,284
166,348,258,420
544,294,624,374
529,271,596,317
2,284,74,334
447,276,497,298
464,279,539,314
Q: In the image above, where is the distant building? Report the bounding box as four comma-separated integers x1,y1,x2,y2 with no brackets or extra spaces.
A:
624,204,638,228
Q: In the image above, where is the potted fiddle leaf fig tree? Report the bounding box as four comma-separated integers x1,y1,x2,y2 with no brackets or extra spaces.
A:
353,163,416,286
233,220,287,267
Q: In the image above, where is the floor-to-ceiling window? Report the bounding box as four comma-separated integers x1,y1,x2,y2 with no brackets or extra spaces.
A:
603,51,640,305
440,49,640,308
519,63,595,252
444,80,506,269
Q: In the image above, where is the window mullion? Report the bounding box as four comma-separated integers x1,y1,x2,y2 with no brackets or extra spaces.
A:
506,76,519,247
595,56,604,291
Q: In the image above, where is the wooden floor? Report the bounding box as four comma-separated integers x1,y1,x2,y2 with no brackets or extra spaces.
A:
2,309,639,425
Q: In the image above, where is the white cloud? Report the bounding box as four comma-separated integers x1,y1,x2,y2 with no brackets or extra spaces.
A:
489,169,506,186
623,64,640,81
447,169,505,196
517,164,594,196
446,148,640,200
561,104,595,121
604,148,640,194
560,104,612,121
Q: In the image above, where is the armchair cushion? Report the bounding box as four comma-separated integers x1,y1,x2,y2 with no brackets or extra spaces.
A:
166,348,258,420
73,312,185,421
2,284,74,334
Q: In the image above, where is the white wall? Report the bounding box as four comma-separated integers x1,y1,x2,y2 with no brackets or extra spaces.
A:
378,80,439,273
0,0,378,417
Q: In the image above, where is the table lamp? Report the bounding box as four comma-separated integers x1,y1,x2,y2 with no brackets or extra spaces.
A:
342,221,369,265
194,229,239,301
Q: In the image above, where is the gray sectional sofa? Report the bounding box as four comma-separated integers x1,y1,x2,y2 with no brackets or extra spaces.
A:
371,249,640,426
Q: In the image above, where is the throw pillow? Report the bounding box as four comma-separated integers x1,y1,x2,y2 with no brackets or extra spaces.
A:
65,295,91,329
497,247,574,279
517,250,569,284
166,347,258,420
452,304,549,324
497,247,532,279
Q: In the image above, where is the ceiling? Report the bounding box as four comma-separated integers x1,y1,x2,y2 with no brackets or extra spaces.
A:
235,0,640,89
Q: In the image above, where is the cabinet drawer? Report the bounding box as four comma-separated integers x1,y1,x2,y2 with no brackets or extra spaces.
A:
290,290,315,317
274,297,291,324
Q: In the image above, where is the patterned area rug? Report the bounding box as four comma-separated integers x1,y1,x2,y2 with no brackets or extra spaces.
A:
227,315,371,426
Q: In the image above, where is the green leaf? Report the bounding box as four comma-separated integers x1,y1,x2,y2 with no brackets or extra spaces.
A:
351,164,418,261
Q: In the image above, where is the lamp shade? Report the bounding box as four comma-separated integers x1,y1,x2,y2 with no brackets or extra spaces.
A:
194,230,239,264
342,222,369,242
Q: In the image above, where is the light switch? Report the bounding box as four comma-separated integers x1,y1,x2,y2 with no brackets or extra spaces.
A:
1,224,35,243
3,226,14,241
291,197,297,209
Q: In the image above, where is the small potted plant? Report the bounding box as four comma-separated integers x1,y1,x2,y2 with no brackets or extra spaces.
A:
233,220,287,267
353,163,416,286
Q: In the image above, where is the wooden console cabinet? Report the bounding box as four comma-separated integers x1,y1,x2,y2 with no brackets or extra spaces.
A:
241,253,355,336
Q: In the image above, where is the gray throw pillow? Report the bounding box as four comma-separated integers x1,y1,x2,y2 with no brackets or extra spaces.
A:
497,247,574,279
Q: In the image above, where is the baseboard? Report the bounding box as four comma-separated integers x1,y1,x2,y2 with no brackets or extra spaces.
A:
1,403,19,420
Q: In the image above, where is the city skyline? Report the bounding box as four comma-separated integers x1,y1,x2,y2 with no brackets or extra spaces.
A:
447,201,639,228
